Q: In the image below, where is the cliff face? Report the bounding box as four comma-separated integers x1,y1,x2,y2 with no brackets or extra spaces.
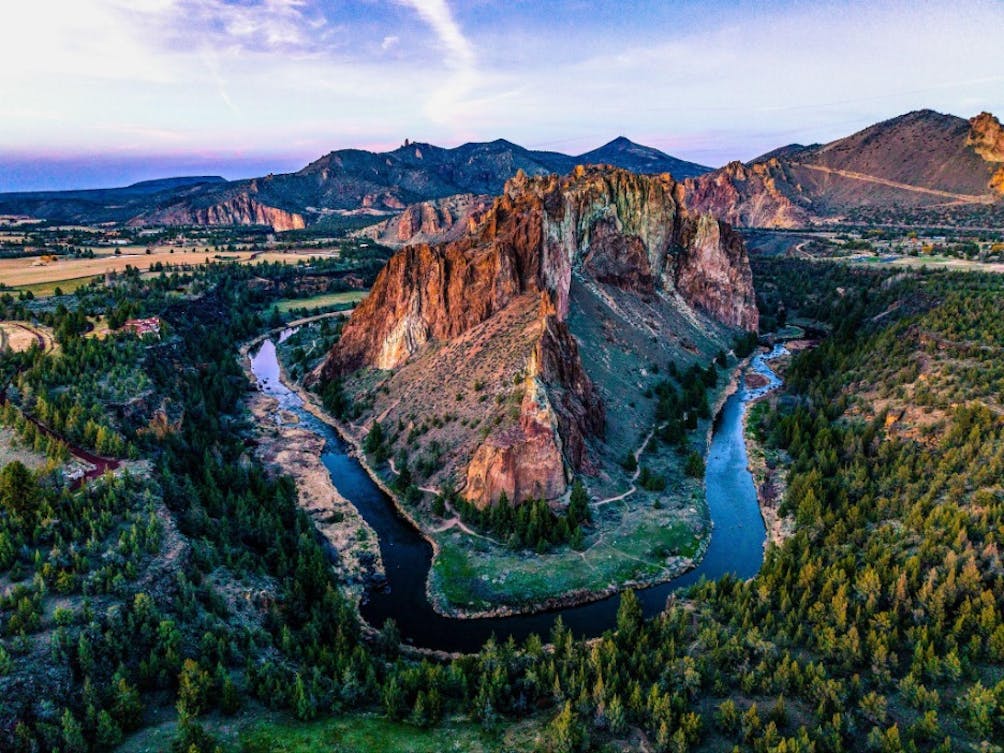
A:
675,214,759,331
318,165,757,507
682,160,809,229
967,112,1004,163
355,194,493,247
464,296,594,505
139,192,306,231
326,166,756,379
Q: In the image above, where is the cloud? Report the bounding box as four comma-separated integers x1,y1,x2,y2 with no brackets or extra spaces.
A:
381,35,400,51
393,0,480,122
394,0,474,66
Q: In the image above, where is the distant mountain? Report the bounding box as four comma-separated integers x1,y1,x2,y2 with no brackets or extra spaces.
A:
123,176,227,194
578,136,710,178
4,112,1001,232
0,139,710,230
0,176,226,224
684,110,1004,227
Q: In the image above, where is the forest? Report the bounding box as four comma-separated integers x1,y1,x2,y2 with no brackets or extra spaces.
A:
0,256,1002,752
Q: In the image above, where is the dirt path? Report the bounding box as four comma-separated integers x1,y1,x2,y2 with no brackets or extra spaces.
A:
792,162,996,204
14,408,120,488
1,322,116,487
386,458,494,541
594,426,656,507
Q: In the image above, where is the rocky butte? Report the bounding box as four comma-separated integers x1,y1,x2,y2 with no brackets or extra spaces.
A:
315,165,757,508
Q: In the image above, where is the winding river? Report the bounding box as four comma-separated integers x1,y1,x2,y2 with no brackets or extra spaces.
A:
250,338,786,653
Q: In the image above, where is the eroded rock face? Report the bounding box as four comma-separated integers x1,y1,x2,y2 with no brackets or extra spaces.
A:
325,166,756,379
992,167,1004,196
682,160,809,229
318,165,757,506
967,112,1004,163
142,193,306,232
355,194,493,247
676,214,759,332
463,293,603,507
465,377,568,507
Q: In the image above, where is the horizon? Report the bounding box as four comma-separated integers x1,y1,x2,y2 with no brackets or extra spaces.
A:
2,0,1003,192
0,107,994,194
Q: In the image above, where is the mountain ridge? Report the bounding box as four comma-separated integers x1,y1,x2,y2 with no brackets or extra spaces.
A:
684,109,1004,227
2,110,1001,231
0,138,710,228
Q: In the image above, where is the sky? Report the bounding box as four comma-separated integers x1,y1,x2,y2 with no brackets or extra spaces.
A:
1,0,1002,191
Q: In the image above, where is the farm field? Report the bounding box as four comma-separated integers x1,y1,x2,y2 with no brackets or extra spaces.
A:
271,289,368,314
0,246,336,292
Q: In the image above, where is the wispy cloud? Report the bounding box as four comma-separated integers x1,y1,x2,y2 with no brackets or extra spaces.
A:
393,0,480,122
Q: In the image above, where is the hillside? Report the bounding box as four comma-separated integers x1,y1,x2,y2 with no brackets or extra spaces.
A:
685,110,1004,227
0,176,227,225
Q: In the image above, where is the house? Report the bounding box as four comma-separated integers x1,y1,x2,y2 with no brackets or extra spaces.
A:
123,317,161,337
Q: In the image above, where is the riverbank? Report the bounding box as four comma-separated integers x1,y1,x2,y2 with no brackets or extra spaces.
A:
742,346,796,550
241,339,386,600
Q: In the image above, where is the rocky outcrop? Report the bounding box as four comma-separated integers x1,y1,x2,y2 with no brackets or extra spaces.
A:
323,166,757,379
465,361,569,506
682,160,809,229
967,112,1004,163
675,214,759,331
139,192,305,231
356,194,493,247
317,165,757,506
992,167,1004,196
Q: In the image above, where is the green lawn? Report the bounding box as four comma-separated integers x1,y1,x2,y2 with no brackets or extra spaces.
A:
12,274,102,297
239,715,505,753
120,711,541,753
272,290,368,314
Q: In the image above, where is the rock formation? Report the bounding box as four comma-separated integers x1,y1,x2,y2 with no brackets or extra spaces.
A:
317,166,757,507
354,194,493,247
682,160,809,229
967,112,1004,163
140,193,306,232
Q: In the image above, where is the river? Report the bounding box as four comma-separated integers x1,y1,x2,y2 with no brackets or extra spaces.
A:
249,337,786,653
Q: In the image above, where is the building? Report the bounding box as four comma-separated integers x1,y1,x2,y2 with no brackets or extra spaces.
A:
123,317,161,337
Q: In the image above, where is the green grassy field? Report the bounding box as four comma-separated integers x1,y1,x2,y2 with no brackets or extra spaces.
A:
239,715,509,753
120,711,540,753
10,274,102,297
429,484,704,614
272,290,368,314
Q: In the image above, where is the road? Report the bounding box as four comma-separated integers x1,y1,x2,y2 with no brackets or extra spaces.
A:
791,162,996,204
